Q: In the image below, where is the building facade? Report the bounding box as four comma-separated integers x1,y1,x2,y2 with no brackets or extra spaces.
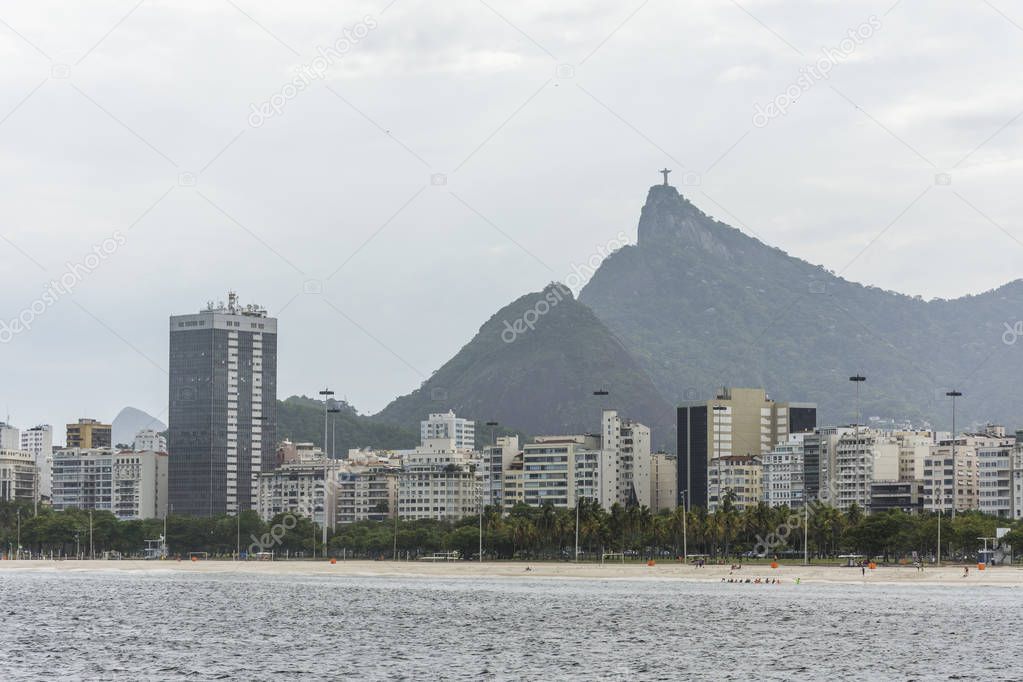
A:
0,449,37,502
0,422,20,450
834,430,899,512
134,428,167,453
602,410,651,507
66,419,111,449
762,433,806,509
20,425,53,500
677,388,816,510
421,411,475,451
482,436,519,508
256,447,335,527
168,292,278,517
650,452,678,512
707,454,762,512
51,448,167,519
397,439,481,521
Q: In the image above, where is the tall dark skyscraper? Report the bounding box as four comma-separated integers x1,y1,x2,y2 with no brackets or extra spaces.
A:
168,292,277,517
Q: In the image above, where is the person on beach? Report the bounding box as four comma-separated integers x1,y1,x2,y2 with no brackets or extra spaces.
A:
962,567,969,578
861,566,865,577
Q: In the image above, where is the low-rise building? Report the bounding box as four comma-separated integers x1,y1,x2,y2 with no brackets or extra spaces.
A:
66,418,112,449
133,428,167,453
870,480,923,514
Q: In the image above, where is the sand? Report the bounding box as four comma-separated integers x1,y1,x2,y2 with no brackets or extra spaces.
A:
2,559,1021,587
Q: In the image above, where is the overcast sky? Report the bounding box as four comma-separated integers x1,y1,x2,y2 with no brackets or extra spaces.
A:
2,0,1022,437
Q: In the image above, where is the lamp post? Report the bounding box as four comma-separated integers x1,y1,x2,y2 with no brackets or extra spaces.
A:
946,390,962,520
16,508,21,560
318,388,335,555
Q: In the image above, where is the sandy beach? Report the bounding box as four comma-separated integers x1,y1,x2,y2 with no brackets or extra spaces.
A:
2,559,1021,587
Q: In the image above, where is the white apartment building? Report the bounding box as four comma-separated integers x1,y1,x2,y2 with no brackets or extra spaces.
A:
834,430,899,512
602,410,651,508
133,428,167,453
421,411,475,450
334,450,401,525
0,449,37,502
482,436,519,508
0,422,20,450
518,435,612,510
650,452,678,512
1012,445,1023,520
20,425,53,500
398,438,481,521
922,429,1011,514
257,447,337,527
893,431,933,482
51,448,168,520
762,433,806,509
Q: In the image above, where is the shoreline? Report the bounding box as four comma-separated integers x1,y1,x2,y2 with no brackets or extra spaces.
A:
2,559,1021,587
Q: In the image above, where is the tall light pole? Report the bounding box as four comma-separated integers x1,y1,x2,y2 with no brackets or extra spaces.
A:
483,420,498,563
16,508,21,560
319,388,335,556
849,375,867,510
946,390,962,521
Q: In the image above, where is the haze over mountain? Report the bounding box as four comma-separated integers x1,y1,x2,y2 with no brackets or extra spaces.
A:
374,286,676,449
579,184,1023,429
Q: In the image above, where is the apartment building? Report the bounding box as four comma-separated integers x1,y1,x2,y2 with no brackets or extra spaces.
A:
834,430,899,512
762,433,806,509
66,419,112,449
133,428,167,453
334,451,400,525
20,425,53,500
397,439,481,521
0,449,37,502
421,411,475,451
257,446,337,527
708,454,763,512
482,436,519,508
51,448,167,520
650,452,678,512
602,410,651,508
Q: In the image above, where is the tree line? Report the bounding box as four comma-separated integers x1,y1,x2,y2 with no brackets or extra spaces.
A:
3,498,1022,562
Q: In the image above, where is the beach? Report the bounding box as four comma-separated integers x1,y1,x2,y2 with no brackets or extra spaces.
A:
3,559,1021,586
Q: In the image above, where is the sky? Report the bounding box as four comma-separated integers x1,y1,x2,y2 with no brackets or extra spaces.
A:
2,0,1023,437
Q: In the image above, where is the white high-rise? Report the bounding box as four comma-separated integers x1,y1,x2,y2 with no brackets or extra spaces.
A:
21,424,53,500
133,428,167,453
602,410,651,508
0,422,20,450
421,411,475,450
762,433,807,509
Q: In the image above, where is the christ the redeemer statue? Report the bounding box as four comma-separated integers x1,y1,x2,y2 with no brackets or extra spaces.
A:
659,168,671,185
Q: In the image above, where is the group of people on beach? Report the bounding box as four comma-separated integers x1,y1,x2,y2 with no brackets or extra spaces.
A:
722,577,783,584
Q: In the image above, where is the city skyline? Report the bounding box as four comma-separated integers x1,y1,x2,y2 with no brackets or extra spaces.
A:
4,2,1023,430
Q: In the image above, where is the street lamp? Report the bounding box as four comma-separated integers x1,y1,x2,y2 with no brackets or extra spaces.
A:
946,390,962,520
318,387,335,555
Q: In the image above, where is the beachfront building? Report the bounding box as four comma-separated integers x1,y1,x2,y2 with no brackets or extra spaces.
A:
922,428,1012,514
421,411,475,451
707,454,763,512
0,449,37,502
603,410,652,507
762,433,806,509
397,438,481,521
502,453,525,512
834,430,899,512
517,435,612,510
650,452,678,512
334,450,401,525
482,436,520,508
257,446,337,527
977,439,1016,518
51,448,168,520
1013,443,1023,520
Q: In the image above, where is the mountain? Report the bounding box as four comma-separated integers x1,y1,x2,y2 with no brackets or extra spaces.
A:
277,396,419,456
373,285,676,448
112,407,167,446
579,184,1023,428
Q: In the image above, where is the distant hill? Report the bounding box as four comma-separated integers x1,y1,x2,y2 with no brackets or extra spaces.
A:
112,407,167,446
579,184,1023,428
277,396,418,456
373,285,676,449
